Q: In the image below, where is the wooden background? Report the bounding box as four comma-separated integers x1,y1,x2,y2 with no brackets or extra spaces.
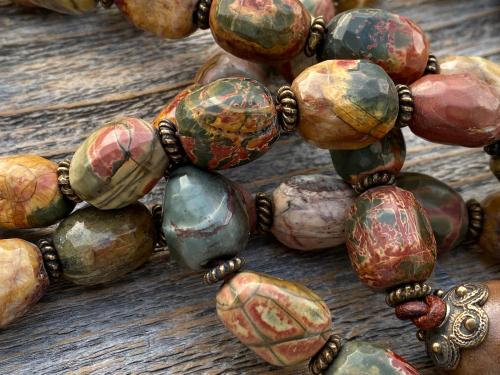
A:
1,0,499,374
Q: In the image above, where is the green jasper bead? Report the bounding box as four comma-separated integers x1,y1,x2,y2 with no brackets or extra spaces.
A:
162,165,250,271
53,203,155,286
330,128,406,185
175,78,279,170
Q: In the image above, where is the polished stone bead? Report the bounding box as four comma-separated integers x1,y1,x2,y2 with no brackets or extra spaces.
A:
345,185,437,290
0,239,49,328
175,78,279,170
324,340,419,374
53,203,155,286
209,0,311,62
490,156,500,182
396,173,468,254
292,59,398,150
479,192,500,260
319,9,429,84
115,0,198,39
70,117,168,209
410,74,500,147
217,271,332,367
0,155,75,230
271,174,355,250
330,128,406,185
14,0,96,14
153,85,200,128
162,165,250,270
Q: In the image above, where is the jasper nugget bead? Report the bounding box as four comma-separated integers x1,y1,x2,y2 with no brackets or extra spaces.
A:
292,59,398,150
69,117,168,210
479,192,500,260
53,203,155,286
0,155,75,229
345,185,436,290
0,239,49,328
216,271,332,367
153,85,200,128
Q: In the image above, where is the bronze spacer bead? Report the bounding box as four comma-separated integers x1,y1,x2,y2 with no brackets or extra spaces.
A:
386,282,433,307
395,84,414,128
157,119,186,174
203,257,244,285
152,204,167,248
255,192,273,234
424,54,440,75
305,16,326,57
57,159,82,203
276,85,299,133
309,334,342,375
464,199,483,243
196,0,212,30
353,171,396,194
38,238,62,280
99,0,114,8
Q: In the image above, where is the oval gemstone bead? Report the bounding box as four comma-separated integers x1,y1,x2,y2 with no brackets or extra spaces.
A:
14,0,96,14
209,0,311,62
324,340,419,374
114,0,198,39
216,271,332,367
162,165,250,270
440,56,500,94
70,117,168,210
410,74,500,147
53,203,155,286
271,174,355,251
490,156,500,182
396,173,468,254
292,59,398,150
345,185,437,290
176,78,279,170
330,128,406,185
320,9,429,84
0,239,49,328
153,85,200,128
0,155,75,230
479,192,500,260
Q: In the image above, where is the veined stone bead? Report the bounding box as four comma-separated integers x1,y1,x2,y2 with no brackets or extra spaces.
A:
324,340,419,374
0,155,75,230
153,85,200,128
479,192,500,260
175,78,279,170
396,173,468,254
271,174,355,251
70,117,168,210
216,271,332,367
319,9,429,84
162,165,250,270
440,56,500,94
0,239,49,328
292,59,398,150
345,185,436,290
490,156,500,182
410,74,500,147
115,0,198,39
53,203,155,286
330,128,406,185
14,0,96,14
209,0,311,62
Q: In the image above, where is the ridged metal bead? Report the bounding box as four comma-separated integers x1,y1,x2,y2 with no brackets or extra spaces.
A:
151,204,167,248
196,0,212,29
425,54,440,74
203,256,244,285
309,334,342,375
396,84,413,128
386,282,433,307
353,171,396,194
305,16,326,57
255,192,273,233
465,199,483,242
157,119,186,171
276,86,299,133
38,238,62,280
57,159,82,203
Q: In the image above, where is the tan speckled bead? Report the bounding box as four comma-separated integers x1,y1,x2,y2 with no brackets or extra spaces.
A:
0,239,49,329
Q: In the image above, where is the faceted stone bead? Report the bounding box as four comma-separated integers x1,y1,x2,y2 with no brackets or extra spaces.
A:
330,128,406,185
0,155,75,230
271,174,355,250
216,271,332,367
319,9,429,84
153,85,200,128
70,117,168,210
162,165,250,270
479,192,500,260
292,59,398,150
53,203,155,286
209,0,311,62
14,0,96,14
410,74,500,147
324,340,419,374
345,185,437,290
490,156,500,182
0,239,49,328
175,78,279,170
396,173,468,254
115,0,198,39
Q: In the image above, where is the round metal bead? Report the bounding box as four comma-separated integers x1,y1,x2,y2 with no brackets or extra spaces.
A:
56,159,82,203
196,0,212,29
386,282,433,307
151,204,166,248
396,84,414,128
255,192,273,234
465,199,484,242
353,171,396,194
305,16,326,57
276,85,299,133
203,257,244,285
38,239,62,280
425,54,440,75
309,335,342,375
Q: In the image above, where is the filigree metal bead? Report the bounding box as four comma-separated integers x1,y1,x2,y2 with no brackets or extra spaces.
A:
396,84,414,128
152,204,167,248
386,282,433,307
425,54,440,74
157,119,186,171
276,85,299,133
309,334,342,375
99,0,114,8
203,256,244,285
38,239,62,280
465,199,483,242
196,0,212,29
353,171,396,194
305,16,326,57
57,159,82,203
255,192,273,233
484,141,500,156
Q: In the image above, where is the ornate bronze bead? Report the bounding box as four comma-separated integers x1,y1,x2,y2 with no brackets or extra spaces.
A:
465,199,483,242
157,119,185,171
203,256,244,285
386,282,433,307
353,171,396,194
305,16,326,57
255,192,273,233
38,238,62,280
309,334,342,375
425,54,440,74
276,85,299,133
151,204,167,248
396,84,413,128
57,159,82,203
196,0,212,30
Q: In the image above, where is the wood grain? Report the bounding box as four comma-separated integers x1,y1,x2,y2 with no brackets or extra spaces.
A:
0,1,499,374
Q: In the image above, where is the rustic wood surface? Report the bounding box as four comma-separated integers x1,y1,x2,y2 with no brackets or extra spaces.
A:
0,1,499,374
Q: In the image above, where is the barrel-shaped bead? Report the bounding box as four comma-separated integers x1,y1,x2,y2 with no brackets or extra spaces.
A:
175,78,279,170
53,203,155,285
0,239,49,328
345,185,437,289
396,173,468,254
330,128,406,185
292,59,398,150
209,0,311,62
320,9,429,84
14,0,96,14
410,74,500,147
70,117,168,209
440,56,500,94
162,165,250,270
216,271,332,367
271,174,355,250
153,85,200,128
479,192,500,260
0,155,75,230
115,0,198,39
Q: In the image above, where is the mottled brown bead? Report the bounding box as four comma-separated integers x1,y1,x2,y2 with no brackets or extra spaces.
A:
479,191,500,260
412,295,446,330
395,301,429,320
